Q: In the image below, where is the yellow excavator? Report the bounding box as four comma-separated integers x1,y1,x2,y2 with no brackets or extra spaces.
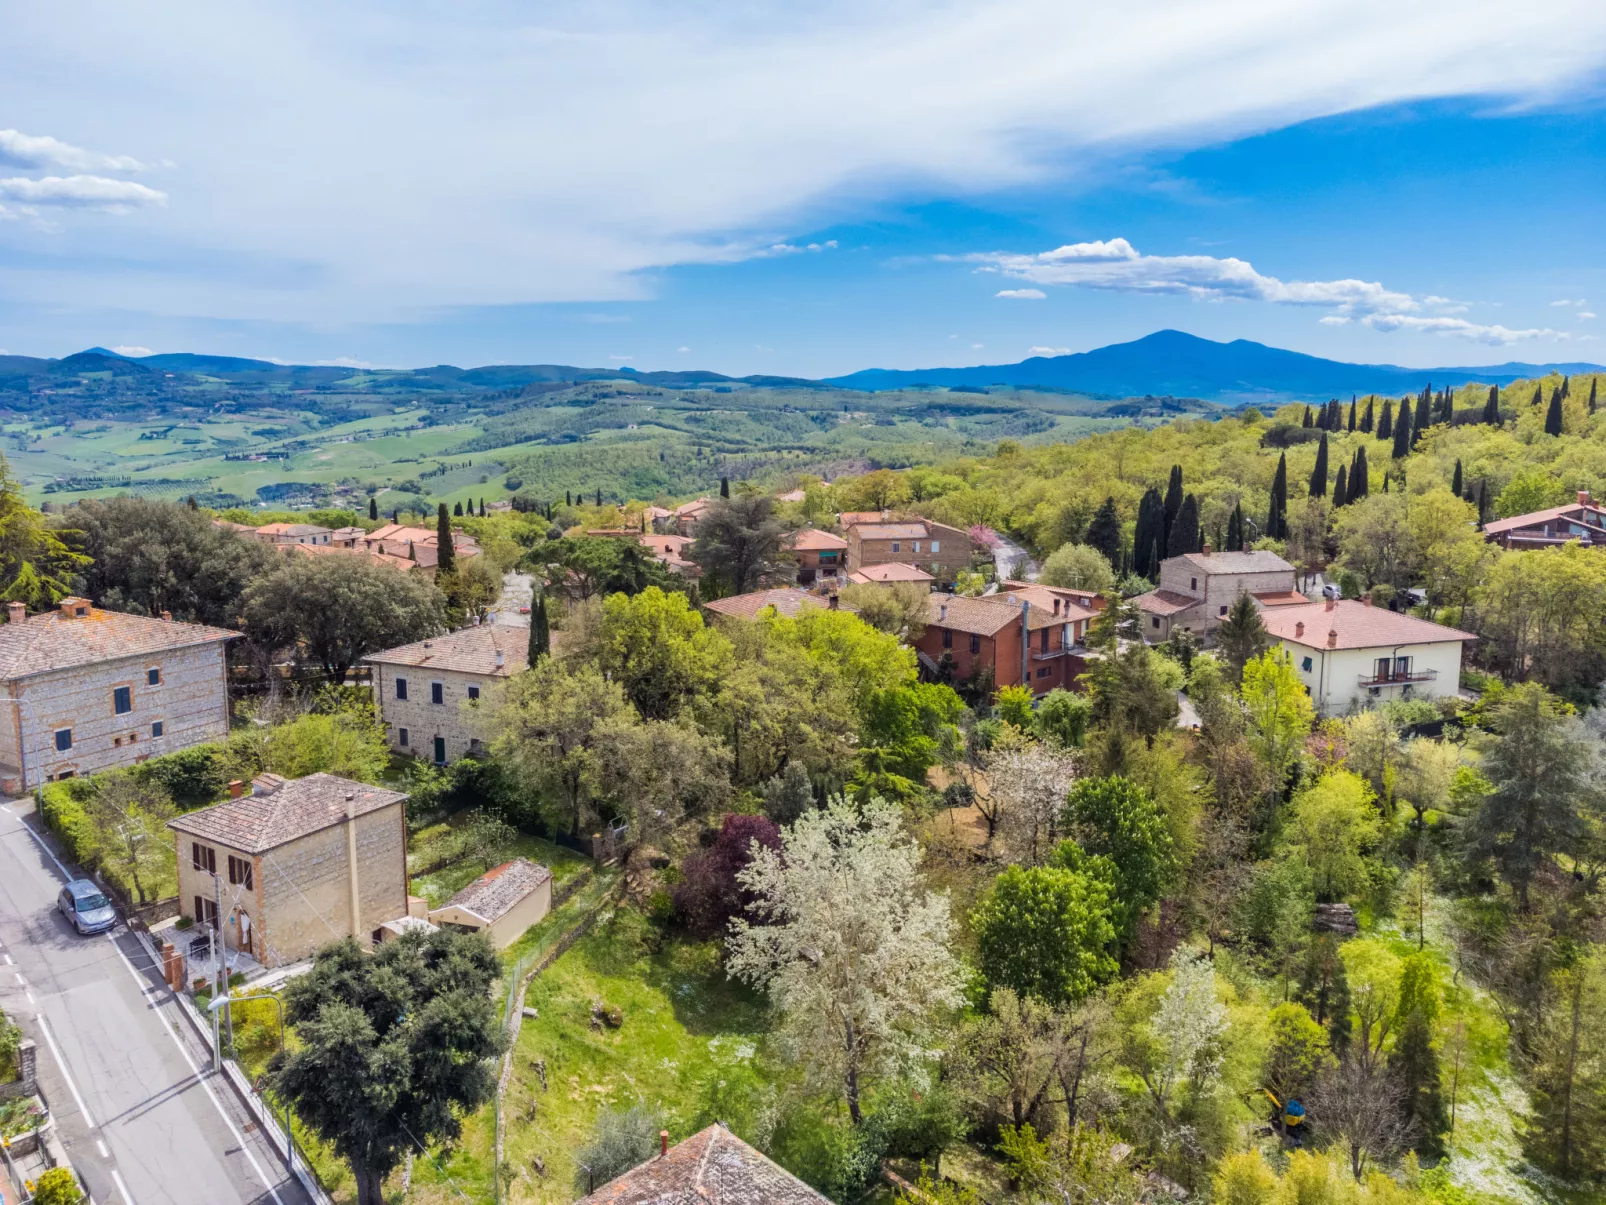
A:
1259,1089,1307,1147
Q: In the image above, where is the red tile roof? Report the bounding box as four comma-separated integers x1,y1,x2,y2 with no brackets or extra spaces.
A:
1483,502,1606,536
1252,590,1311,607
853,523,929,540
577,1124,829,1205
925,592,1058,636
168,773,406,855
1133,589,1197,616
0,602,237,680
788,528,848,551
704,589,837,620
365,623,528,676
1260,600,1475,650
847,562,933,584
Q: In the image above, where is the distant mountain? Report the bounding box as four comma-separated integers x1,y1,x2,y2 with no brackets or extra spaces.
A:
824,330,1606,402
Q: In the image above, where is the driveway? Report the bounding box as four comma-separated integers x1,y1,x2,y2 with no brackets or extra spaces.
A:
0,798,310,1205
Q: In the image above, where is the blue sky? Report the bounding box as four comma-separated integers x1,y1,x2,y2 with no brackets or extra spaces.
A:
3,2,1606,377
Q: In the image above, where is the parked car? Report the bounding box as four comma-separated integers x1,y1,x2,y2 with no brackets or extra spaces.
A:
58,880,115,935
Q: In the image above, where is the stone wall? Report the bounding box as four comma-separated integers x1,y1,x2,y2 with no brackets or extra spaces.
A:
372,662,500,764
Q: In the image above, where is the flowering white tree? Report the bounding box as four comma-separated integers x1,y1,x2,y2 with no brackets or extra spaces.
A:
727,797,964,1123
1128,948,1228,1120
990,742,1079,865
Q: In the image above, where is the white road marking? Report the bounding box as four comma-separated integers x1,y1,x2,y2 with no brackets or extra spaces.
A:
102,933,286,1205
36,1014,95,1128
25,990,34,1005
112,1166,137,1204
13,973,23,985
97,1138,109,1157
2,953,12,965
19,819,70,878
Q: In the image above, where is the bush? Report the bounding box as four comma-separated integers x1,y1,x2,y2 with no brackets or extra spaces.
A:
575,1106,661,1193
31,1168,82,1205
671,813,781,938
38,779,100,870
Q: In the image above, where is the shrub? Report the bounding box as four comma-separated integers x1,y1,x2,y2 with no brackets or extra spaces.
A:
575,1106,661,1193
994,684,1035,730
671,814,782,938
38,779,100,870
31,1167,82,1205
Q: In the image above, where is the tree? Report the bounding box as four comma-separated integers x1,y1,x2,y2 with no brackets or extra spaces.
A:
1168,494,1201,557
1264,1001,1335,1103
369,496,379,521
1349,444,1369,501
30,1169,81,1205
436,554,503,626
1311,1055,1410,1180
689,493,788,594
954,988,1090,1133
995,682,1035,730
1267,453,1288,540
1215,592,1269,681
1494,467,1568,519
595,586,730,720
1063,775,1175,936
720,475,730,498
1413,388,1431,445
1469,682,1589,908
435,502,456,572
727,798,963,1123
1080,637,1180,741
840,581,930,641
576,1106,664,1194
1281,770,1381,901
1038,543,1115,594
1084,497,1122,565
1225,502,1244,551
972,865,1117,1006
1546,387,1566,436
85,772,176,905
1162,465,1184,555
1240,649,1315,805
1483,384,1501,424
1452,458,1463,497
1119,948,1229,1126
1035,688,1092,748
672,813,782,937
1391,401,1412,458
453,500,463,517
532,535,673,601
1332,464,1348,508
1590,378,1599,415
1309,433,1328,498
528,592,550,664
66,496,276,627
270,929,503,1205
1361,396,1375,433
1133,487,1164,577
1377,399,1393,440
1528,952,1606,1180
243,553,446,682
1392,953,1448,1156
989,741,1078,864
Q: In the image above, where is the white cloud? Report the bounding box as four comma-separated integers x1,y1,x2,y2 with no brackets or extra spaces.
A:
111,345,154,357
971,343,985,349
756,240,838,257
312,357,374,368
1360,315,1567,345
608,354,632,360
4,2,1606,321
0,175,166,211
0,129,145,172
1028,346,1071,356
996,288,1047,299
1551,298,1585,306
1580,312,1597,321
677,345,691,352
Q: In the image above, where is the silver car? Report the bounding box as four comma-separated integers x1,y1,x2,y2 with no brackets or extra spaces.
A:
58,880,115,935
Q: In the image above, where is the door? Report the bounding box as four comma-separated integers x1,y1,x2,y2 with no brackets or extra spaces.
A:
1374,656,1392,682
238,911,252,956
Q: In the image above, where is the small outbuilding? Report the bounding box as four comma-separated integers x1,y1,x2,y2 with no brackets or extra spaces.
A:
428,858,552,949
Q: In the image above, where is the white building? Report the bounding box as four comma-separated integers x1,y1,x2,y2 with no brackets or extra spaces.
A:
1259,598,1475,715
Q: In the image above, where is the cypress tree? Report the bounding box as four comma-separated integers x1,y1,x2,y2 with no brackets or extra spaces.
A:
720,476,730,499
566,490,572,506
1545,387,1564,436
1331,399,1344,429
453,501,463,517
436,503,456,572
1269,453,1288,540
369,496,379,521
1452,459,1463,497
1168,494,1201,556
1309,433,1329,497
1134,487,1164,577
1226,503,1243,552
528,593,550,665
1350,445,1369,501
1482,385,1499,425
1085,497,1123,565
1378,399,1393,440
392,509,399,524
1302,405,1313,429
1477,479,1488,525
1362,396,1375,433
1332,464,1348,508
1392,404,1412,458
479,498,486,516
1562,374,1571,399
1413,390,1430,445
1348,396,1357,431
1590,379,1598,414
1162,465,1184,557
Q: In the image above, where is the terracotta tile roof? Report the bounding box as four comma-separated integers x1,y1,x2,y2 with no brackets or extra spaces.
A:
1483,502,1606,536
674,498,713,516
1175,550,1293,575
577,1124,829,1205
0,602,237,681
847,562,933,584
1252,590,1311,607
642,506,673,520
837,511,891,527
292,543,417,572
1260,600,1475,650
639,534,694,556
1000,580,1102,607
364,623,529,676
256,522,331,537
1133,589,1198,616
998,582,1101,617
853,523,929,540
704,588,837,620
443,858,551,924
365,523,480,549
926,592,1052,636
787,528,848,551
168,773,407,855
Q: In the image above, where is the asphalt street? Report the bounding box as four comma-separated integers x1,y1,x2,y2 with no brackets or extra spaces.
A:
0,797,310,1205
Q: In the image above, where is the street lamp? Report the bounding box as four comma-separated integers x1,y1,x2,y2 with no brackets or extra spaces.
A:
209,994,294,1173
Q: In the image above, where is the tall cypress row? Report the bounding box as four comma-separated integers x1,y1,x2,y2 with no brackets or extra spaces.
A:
1350,445,1369,501
1302,405,1313,429
1269,453,1288,539
1545,387,1564,437
1378,399,1394,440
436,503,456,572
1162,465,1184,558
1226,503,1243,552
1333,465,1348,508
1413,389,1430,445
1392,403,1413,458
1348,395,1357,431
1362,396,1375,433
1452,459,1463,497
1169,495,1201,556
1484,385,1501,426
1309,433,1329,497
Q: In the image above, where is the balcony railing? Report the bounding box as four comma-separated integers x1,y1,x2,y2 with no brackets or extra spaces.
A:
1357,669,1438,687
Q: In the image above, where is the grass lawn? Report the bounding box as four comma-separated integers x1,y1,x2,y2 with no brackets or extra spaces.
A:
408,815,592,908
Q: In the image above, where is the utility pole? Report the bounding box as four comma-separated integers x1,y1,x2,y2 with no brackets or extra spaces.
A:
212,874,227,1070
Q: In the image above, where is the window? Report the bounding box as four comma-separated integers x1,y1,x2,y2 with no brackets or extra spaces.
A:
913,541,921,553
51,770,75,781
1219,605,1228,616
1394,656,1413,677
1151,617,1160,629
114,736,123,748
969,633,981,655
941,629,953,649
820,551,837,562
395,677,409,701
152,721,164,738
1037,667,1051,679
930,540,940,553
113,686,132,715
193,895,219,929
227,855,254,890
192,842,216,874
467,685,480,701
1040,629,1049,652
891,542,901,553
398,727,409,747
147,667,161,686
54,728,72,752
1374,656,1391,681
1301,656,1313,672
1190,577,1198,591
433,736,447,764
431,681,444,705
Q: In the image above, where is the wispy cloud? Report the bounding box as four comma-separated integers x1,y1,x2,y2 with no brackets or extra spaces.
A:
1580,312,1597,321
608,354,632,360
755,240,838,258
996,288,1046,300
111,345,154,357
0,129,145,172
1321,314,1567,345
0,175,166,211
1028,346,1070,356
1552,298,1586,307
313,357,373,368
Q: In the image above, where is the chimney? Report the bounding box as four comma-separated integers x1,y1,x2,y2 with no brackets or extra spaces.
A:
161,610,172,622
939,603,947,623
6,602,23,625
1053,598,1061,616
1363,594,1374,607
1294,621,1305,638
1324,596,1334,612
227,779,244,799
1327,628,1338,648
1201,543,1212,556
660,1130,670,1158
495,651,505,669
1581,489,1592,506
828,593,839,610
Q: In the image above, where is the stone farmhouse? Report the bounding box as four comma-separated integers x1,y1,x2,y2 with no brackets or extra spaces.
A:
251,522,333,546
1482,490,1606,549
844,517,972,587
428,857,552,949
1134,549,1304,642
366,624,529,764
1261,597,1476,714
0,597,236,793
168,772,413,967
576,1123,830,1205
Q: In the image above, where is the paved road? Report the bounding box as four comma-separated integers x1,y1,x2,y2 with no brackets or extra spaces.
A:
0,798,310,1205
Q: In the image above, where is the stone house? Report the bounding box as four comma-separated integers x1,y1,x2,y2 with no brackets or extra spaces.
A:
844,519,971,587
0,597,236,793
786,528,847,584
703,588,845,622
366,624,529,764
673,499,714,536
356,522,481,571
1482,490,1606,549
913,586,1099,696
1260,598,1476,714
845,562,934,588
168,772,412,967
576,1123,830,1205
1133,549,1301,642
428,858,552,949
252,522,333,546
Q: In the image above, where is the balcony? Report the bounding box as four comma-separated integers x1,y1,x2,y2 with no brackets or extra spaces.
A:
1357,668,1438,687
